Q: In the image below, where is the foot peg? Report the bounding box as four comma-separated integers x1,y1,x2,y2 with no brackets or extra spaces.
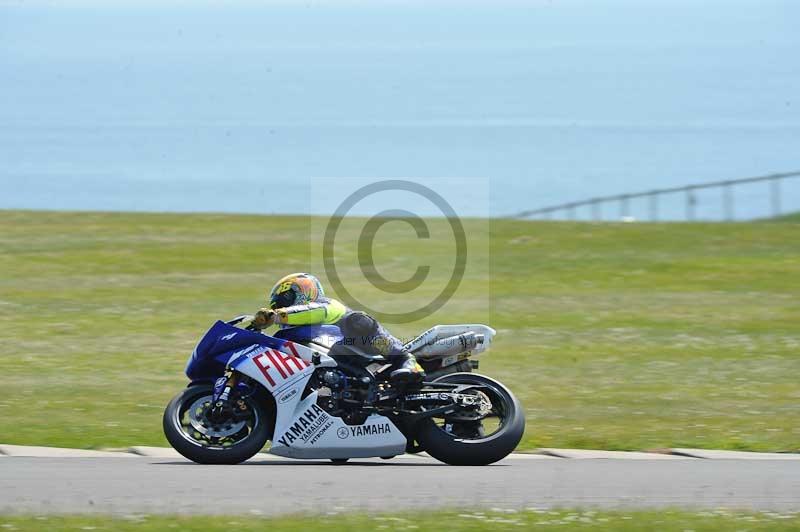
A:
390,355,425,383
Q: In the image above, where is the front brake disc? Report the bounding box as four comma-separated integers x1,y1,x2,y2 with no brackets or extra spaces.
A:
186,397,246,438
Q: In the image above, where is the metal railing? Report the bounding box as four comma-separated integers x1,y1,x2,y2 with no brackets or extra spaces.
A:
512,171,800,222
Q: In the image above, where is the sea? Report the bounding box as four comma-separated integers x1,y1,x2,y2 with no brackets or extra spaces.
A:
2,0,799,220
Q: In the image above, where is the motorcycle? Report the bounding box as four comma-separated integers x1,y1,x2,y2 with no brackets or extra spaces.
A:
163,316,525,465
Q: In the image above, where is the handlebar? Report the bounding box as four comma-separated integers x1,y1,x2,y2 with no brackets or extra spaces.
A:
225,315,251,326
225,314,263,332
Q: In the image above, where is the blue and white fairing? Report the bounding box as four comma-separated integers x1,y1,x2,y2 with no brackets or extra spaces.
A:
185,321,269,381
186,321,407,460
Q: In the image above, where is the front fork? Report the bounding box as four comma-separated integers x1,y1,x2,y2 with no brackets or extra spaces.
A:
212,369,237,403
210,369,239,420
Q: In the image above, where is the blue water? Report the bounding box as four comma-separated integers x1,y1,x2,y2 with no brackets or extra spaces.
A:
2,0,799,220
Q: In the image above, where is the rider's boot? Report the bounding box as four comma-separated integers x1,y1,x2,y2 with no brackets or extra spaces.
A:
390,352,425,384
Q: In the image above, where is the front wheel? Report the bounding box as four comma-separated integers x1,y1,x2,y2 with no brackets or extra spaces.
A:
163,384,272,464
414,373,525,466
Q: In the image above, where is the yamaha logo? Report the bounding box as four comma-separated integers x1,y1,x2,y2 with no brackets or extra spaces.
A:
278,389,297,404
337,427,350,439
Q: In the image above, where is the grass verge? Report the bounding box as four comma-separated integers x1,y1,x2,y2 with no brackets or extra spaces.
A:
1,509,800,531
0,210,798,451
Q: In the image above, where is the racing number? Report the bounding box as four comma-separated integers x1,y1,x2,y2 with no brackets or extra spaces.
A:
278,281,293,293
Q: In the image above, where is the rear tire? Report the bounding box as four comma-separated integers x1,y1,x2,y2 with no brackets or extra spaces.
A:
414,373,525,466
163,384,272,465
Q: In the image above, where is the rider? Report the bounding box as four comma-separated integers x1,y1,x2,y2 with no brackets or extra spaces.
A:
251,273,425,383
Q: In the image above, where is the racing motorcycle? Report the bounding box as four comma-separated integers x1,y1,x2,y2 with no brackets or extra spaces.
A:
163,317,525,466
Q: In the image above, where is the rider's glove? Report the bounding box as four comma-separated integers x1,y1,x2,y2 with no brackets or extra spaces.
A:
252,308,276,329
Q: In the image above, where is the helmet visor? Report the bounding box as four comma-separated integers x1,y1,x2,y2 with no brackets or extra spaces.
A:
270,288,296,309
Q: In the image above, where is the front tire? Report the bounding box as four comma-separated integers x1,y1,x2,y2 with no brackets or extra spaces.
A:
414,373,525,466
163,384,272,465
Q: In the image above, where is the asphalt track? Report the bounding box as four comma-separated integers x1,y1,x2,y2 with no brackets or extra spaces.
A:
2,455,799,515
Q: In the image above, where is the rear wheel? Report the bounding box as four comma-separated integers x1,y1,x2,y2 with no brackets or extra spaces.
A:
414,373,525,466
163,384,272,464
